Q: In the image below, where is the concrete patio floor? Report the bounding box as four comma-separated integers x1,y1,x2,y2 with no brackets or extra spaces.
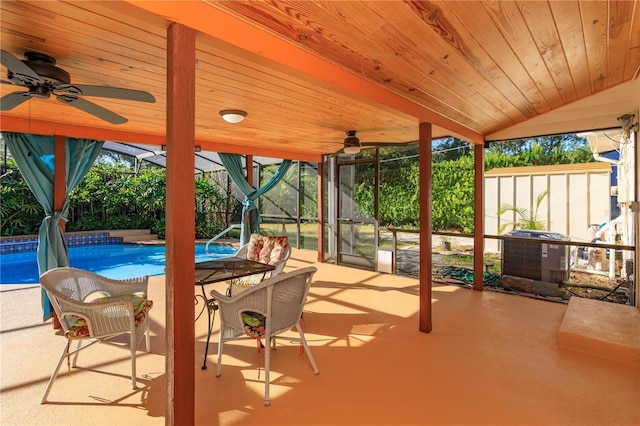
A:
1,249,638,425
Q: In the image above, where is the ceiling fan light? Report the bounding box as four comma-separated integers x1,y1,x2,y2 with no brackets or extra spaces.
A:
219,109,247,123
343,146,361,155
343,130,361,154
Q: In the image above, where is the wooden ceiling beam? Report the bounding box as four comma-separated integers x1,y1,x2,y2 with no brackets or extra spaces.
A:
126,1,485,145
0,116,165,145
0,115,321,163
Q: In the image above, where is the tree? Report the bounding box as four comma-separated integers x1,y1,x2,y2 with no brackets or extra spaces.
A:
485,134,593,169
432,155,475,232
432,137,471,162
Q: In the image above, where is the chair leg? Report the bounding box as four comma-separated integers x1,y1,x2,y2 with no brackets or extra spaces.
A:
145,321,151,353
41,340,71,404
71,339,83,368
264,335,271,407
130,333,138,389
216,329,224,377
296,321,319,374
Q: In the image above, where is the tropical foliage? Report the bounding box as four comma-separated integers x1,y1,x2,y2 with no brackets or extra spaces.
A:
497,189,550,234
349,134,592,233
0,168,42,235
1,133,593,238
0,157,231,239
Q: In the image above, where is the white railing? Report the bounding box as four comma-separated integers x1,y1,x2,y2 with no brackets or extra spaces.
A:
205,224,242,256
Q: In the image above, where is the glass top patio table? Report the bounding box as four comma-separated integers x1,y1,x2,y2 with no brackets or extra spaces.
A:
194,257,275,369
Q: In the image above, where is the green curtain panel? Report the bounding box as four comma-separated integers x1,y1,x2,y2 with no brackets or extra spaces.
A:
4,132,103,321
218,153,292,245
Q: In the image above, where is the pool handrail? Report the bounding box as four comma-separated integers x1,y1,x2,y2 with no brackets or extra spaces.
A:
205,224,242,256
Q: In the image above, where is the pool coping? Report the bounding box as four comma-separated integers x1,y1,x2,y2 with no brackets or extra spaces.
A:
1,230,240,254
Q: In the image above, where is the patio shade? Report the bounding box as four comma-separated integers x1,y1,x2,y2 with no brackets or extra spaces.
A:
4,132,103,320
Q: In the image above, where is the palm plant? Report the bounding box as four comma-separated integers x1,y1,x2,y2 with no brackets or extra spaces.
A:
498,189,549,234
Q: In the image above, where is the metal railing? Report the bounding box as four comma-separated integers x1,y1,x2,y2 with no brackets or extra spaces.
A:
204,224,241,256
382,226,636,306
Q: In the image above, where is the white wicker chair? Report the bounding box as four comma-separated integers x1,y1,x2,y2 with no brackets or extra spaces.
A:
210,267,319,406
39,267,153,404
226,234,292,296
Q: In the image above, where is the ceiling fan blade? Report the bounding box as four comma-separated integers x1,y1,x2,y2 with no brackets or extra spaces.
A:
361,141,399,147
56,84,155,103
0,91,31,110
56,94,128,124
0,50,42,84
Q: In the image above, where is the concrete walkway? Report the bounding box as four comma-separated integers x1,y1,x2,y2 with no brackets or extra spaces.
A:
1,249,638,425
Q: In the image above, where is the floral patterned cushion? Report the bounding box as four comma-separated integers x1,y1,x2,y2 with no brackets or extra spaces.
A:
245,234,288,265
246,234,264,262
241,311,266,338
64,292,153,339
258,236,289,265
233,235,289,289
232,273,265,289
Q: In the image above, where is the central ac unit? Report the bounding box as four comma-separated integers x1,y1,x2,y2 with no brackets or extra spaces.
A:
501,230,570,283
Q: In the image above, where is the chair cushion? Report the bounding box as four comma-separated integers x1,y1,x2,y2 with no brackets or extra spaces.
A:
232,273,265,289
233,235,289,290
245,234,288,265
246,234,264,262
241,311,266,338
65,292,153,339
258,235,289,265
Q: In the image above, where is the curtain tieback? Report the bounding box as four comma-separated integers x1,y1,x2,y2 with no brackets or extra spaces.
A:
45,211,68,223
242,198,256,210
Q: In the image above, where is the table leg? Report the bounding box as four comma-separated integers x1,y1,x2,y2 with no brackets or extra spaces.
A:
201,286,217,370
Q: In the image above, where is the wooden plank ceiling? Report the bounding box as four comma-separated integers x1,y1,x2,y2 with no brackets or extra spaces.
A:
1,1,639,161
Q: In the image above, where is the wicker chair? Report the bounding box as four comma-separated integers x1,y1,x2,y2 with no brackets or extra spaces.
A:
210,267,319,406
39,267,153,404
226,234,291,296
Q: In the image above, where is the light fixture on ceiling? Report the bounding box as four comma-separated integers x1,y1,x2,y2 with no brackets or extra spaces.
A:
618,113,637,142
219,109,247,123
161,145,201,152
343,130,361,155
618,113,635,130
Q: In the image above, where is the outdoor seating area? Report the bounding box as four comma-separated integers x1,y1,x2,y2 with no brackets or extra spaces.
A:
225,234,291,295
211,266,319,407
38,267,153,404
1,1,639,424
1,248,638,425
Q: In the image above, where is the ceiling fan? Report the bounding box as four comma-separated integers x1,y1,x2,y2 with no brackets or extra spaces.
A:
336,130,407,155
0,50,155,124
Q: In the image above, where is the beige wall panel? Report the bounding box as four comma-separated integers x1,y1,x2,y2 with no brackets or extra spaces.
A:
568,174,588,240
514,175,531,214
531,174,549,228
588,173,612,229
497,175,516,230
547,174,568,236
486,167,611,253
484,177,500,252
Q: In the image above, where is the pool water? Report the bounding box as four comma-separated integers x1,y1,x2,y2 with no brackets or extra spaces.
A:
0,243,238,284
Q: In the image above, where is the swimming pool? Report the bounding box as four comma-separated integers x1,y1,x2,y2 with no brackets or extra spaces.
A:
0,243,238,284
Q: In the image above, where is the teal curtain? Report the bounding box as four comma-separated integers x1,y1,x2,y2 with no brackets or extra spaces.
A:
4,132,103,320
218,153,292,245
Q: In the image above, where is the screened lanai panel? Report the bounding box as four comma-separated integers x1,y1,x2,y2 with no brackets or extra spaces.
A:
101,141,283,173
259,163,298,244
260,163,298,220
258,161,319,250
